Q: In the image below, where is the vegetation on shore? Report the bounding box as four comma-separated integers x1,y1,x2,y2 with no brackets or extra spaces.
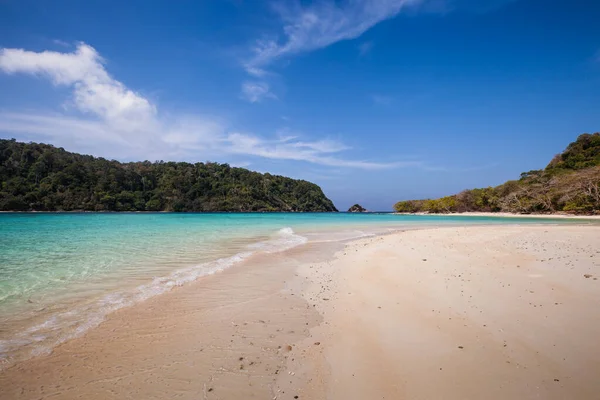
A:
394,133,600,215
0,139,338,212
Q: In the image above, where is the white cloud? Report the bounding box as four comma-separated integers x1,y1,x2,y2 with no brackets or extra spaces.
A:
0,111,402,169
246,0,420,71
240,81,277,103
0,43,156,132
0,43,413,169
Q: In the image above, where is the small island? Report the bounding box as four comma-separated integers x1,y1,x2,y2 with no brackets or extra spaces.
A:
347,204,367,213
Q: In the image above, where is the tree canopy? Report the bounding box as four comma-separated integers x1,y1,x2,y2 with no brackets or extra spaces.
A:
0,139,338,212
394,133,600,215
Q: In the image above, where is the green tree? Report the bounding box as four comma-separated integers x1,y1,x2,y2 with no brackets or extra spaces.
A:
0,139,338,212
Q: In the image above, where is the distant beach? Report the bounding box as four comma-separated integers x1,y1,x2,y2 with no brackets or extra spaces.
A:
395,211,600,219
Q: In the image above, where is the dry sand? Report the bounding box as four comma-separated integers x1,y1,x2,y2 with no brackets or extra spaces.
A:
281,225,600,400
1,225,599,399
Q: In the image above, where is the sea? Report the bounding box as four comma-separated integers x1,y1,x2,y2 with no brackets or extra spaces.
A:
0,212,591,368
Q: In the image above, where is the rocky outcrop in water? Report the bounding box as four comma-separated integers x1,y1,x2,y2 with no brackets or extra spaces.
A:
348,204,367,213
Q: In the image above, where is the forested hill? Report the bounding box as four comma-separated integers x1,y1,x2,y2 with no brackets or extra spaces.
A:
0,139,338,212
394,133,600,215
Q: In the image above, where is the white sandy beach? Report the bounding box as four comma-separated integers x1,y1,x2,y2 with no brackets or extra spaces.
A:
281,225,600,399
1,225,599,399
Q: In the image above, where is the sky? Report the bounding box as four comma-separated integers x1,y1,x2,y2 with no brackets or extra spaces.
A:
0,0,599,211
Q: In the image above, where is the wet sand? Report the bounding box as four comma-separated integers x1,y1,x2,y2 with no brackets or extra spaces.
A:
1,225,599,399
0,242,341,399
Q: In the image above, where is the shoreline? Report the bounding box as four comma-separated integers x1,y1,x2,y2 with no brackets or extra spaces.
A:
2,224,599,399
394,211,600,219
5,216,564,371
0,239,343,399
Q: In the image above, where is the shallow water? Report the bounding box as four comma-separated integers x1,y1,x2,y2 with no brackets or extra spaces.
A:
0,212,590,367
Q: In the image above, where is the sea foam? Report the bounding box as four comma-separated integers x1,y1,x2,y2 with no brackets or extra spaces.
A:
0,227,307,369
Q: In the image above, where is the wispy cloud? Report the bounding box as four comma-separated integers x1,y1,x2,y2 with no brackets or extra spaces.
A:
245,0,419,73
225,132,419,169
240,80,277,103
245,66,269,78
0,43,411,170
240,0,420,99
358,41,374,56
52,39,71,47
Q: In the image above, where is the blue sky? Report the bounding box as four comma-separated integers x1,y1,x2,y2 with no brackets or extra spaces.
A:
0,0,599,211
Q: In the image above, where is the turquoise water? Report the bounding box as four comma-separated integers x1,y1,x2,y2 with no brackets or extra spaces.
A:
0,212,591,366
